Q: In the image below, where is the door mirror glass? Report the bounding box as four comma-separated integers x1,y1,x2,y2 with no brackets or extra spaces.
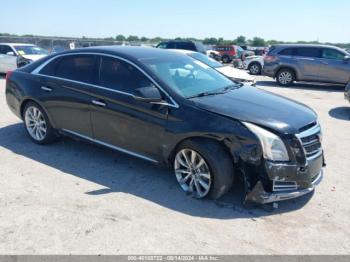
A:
6,51,15,56
133,85,162,102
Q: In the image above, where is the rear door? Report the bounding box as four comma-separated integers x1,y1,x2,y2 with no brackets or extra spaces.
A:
36,54,97,137
89,55,169,161
319,48,350,84
292,47,322,80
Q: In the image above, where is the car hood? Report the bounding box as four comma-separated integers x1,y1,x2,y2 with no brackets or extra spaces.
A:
21,54,47,61
192,86,317,134
216,66,254,82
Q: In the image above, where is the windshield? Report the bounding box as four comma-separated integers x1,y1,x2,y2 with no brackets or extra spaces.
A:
140,55,237,98
14,45,49,55
188,52,223,68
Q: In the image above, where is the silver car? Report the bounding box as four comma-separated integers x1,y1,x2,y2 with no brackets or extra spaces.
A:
263,44,350,86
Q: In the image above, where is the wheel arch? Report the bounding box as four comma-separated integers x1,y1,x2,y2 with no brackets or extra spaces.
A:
20,98,56,128
166,136,234,166
275,66,299,80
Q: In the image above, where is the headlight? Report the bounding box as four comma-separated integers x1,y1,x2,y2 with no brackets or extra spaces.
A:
244,122,289,161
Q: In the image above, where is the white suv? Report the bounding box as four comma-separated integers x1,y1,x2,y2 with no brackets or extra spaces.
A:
0,43,48,73
243,55,264,75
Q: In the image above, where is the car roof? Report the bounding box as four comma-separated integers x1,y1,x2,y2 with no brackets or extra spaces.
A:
168,49,194,55
57,46,190,61
0,43,35,46
272,44,343,49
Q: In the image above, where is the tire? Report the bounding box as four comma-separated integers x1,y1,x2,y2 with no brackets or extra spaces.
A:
222,55,230,64
173,139,234,200
276,68,295,86
23,102,58,144
248,62,262,75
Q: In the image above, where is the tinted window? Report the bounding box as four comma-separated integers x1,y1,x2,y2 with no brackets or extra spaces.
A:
55,55,96,83
176,42,196,51
167,42,176,49
156,43,167,49
322,49,345,60
98,56,151,93
295,47,321,58
279,48,296,55
0,45,14,55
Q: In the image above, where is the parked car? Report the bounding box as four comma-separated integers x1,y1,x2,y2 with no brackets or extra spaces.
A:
156,40,206,54
0,43,48,73
243,55,264,75
345,82,350,103
206,50,221,61
263,44,350,86
171,49,255,86
215,45,253,64
5,47,324,204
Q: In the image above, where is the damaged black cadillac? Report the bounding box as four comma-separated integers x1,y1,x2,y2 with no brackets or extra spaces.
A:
5,47,324,205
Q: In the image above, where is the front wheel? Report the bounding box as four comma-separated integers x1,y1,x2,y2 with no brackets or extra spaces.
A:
276,69,295,86
23,102,58,144
174,139,234,200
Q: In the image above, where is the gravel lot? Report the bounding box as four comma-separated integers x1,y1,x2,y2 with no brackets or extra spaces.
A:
0,74,349,254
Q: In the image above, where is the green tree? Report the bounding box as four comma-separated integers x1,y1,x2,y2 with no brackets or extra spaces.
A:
251,37,266,47
115,34,126,41
233,35,246,45
203,37,218,45
140,36,149,42
127,35,139,42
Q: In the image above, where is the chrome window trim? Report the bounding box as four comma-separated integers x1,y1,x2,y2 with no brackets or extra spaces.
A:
62,129,159,163
31,52,179,108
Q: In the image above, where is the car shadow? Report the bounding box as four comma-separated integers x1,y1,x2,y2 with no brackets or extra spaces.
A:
329,107,350,120
256,80,345,92
0,123,313,219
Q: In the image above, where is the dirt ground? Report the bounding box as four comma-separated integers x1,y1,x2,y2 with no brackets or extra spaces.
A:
0,74,349,254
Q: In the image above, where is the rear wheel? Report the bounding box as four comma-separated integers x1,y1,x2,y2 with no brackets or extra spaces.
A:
276,69,295,86
174,139,234,200
23,102,58,144
222,55,230,64
248,62,262,75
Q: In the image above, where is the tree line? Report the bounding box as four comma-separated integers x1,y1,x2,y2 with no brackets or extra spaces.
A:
1,33,349,49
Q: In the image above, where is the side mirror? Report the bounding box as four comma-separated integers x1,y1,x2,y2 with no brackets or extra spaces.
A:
133,85,162,103
6,51,15,56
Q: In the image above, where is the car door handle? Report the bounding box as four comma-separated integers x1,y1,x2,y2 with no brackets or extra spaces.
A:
41,86,52,92
92,100,106,107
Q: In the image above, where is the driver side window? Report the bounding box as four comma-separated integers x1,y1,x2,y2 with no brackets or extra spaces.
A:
98,56,152,93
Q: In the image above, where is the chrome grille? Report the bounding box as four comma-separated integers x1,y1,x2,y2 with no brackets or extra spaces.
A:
297,124,322,159
273,181,298,192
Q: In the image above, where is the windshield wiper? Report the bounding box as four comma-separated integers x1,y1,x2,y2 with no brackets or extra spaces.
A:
187,84,239,99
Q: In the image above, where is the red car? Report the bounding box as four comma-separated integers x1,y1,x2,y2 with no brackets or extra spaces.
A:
214,45,244,63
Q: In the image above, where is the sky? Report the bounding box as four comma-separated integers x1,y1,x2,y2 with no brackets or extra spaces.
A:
0,0,349,43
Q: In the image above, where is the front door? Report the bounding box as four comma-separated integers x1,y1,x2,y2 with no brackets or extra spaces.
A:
90,55,169,161
318,48,350,84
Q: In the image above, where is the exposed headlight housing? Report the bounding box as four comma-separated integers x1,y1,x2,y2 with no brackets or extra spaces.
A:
244,122,289,161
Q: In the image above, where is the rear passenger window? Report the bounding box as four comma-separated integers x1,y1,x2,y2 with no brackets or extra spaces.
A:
55,55,96,83
176,42,196,51
322,49,345,60
279,48,295,56
295,48,321,58
98,56,151,93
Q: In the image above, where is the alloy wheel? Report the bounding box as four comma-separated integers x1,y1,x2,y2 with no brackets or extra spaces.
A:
24,106,47,141
174,149,212,198
250,64,260,74
278,71,293,85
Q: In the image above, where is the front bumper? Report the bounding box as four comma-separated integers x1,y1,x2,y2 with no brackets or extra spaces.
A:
246,170,323,204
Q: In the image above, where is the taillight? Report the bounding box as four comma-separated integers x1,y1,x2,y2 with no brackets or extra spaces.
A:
5,71,13,82
264,55,277,62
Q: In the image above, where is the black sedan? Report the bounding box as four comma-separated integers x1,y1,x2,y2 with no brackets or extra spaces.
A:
5,47,324,204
